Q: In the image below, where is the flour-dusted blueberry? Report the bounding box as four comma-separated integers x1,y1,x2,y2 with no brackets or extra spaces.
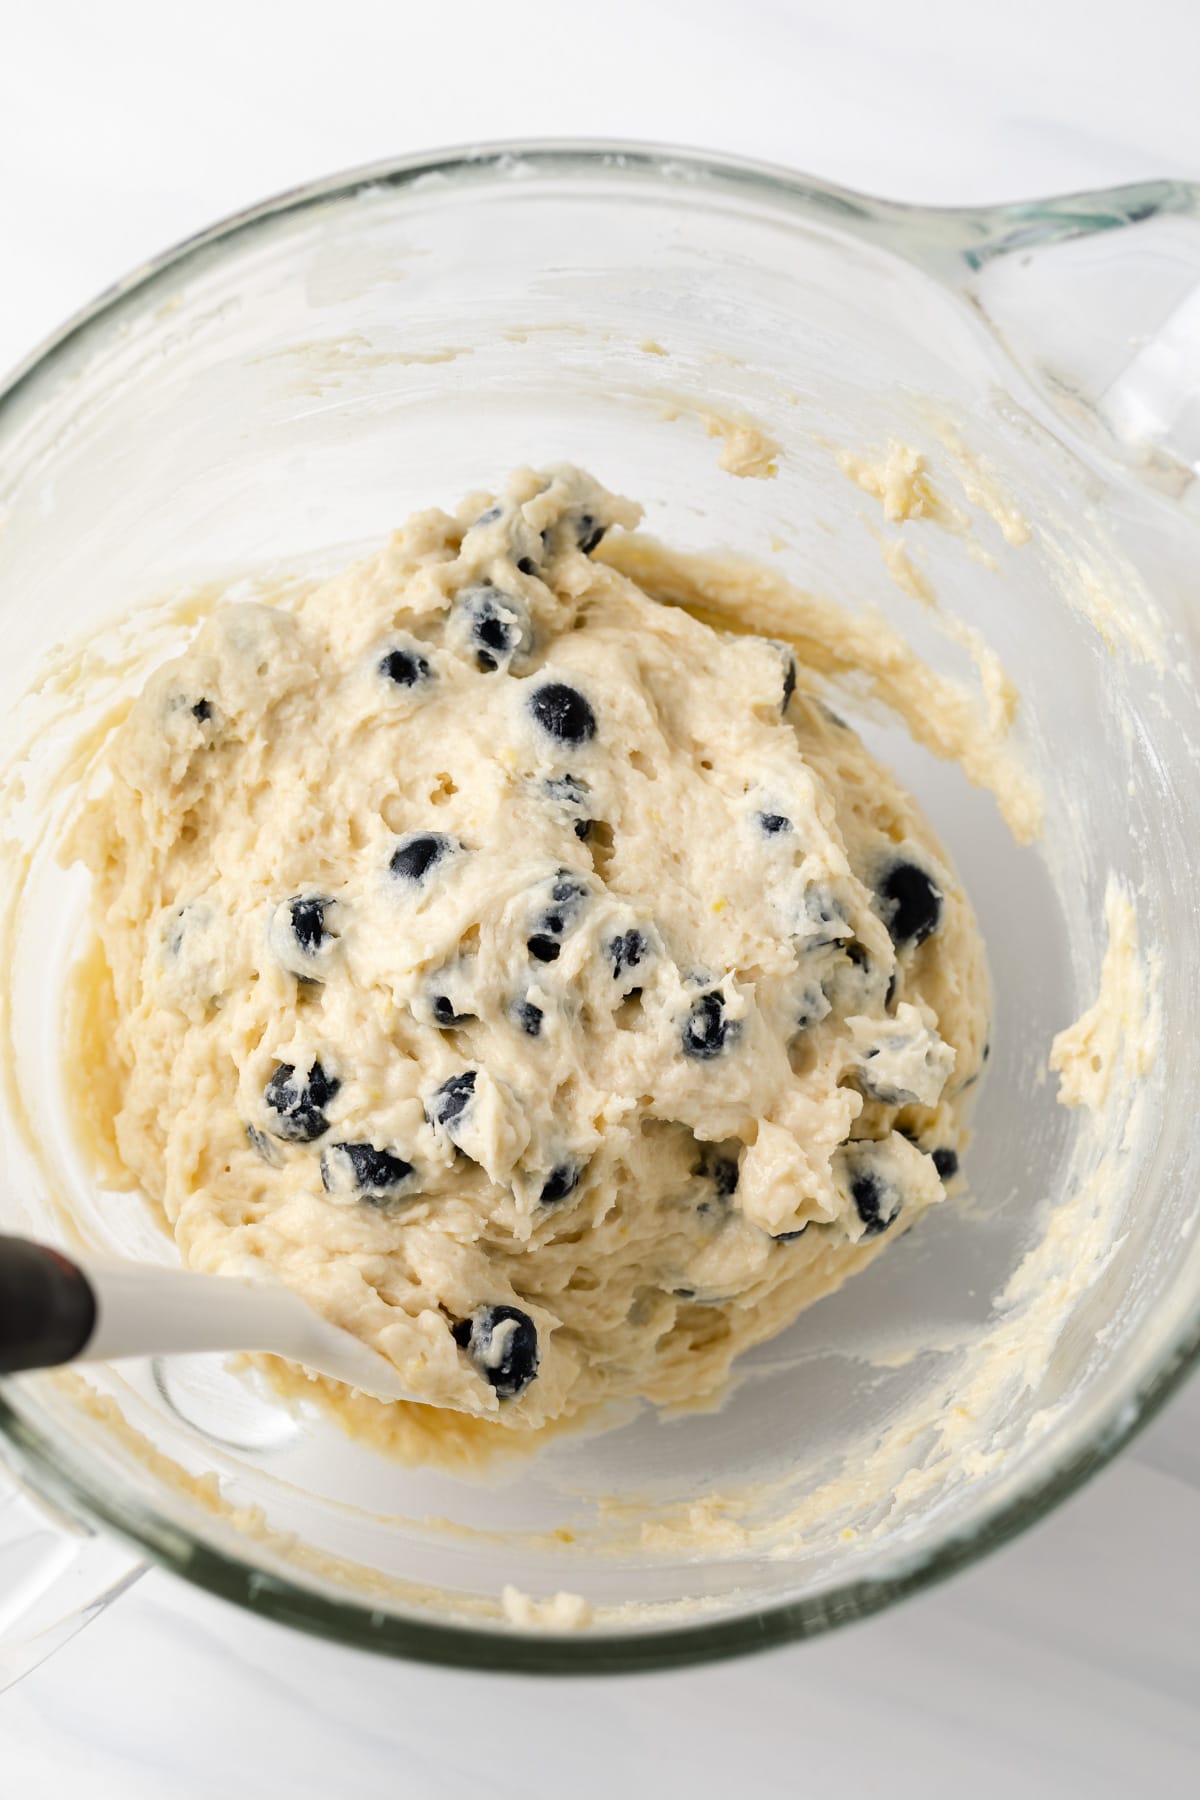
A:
529,682,596,745
544,773,592,840
452,1304,540,1399
389,832,457,884
431,993,475,1028
545,774,590,809
757,812,792,836
932,1147,959,1181
609,928,646,981
425,1070,476,1134
550,871,589,909
245,1123,281,1166
797,885,850,951
540,1163,580,1204
290,896,329,955
692,1142,741,1204
527,868,591,963
263,1060,340,1143
877,859,943,948
321,1141,414,1202
379,647,431,689
575,512,606,555
268,892,339,980
473,505,502,527
841,1159,906,1245
452,582,533,673
682,991,738,1060
793,980,831,1033
516,999,544,1037
850,1169,899,1237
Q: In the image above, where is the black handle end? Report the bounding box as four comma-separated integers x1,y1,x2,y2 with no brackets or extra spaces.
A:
0,1237,97,1374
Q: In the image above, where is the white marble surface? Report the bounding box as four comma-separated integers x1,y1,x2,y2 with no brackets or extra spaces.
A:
1,1,1199,1792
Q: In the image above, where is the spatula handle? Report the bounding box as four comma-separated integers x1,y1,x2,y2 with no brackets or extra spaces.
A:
0,1237,97,1374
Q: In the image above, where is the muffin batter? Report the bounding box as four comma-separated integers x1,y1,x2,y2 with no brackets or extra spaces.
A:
74,467,988,1430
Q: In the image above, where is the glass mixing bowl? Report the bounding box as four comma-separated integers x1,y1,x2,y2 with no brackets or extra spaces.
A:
0,142,1197,1681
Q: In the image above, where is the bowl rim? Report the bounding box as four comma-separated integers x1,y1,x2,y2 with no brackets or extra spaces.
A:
1,136,1196,1676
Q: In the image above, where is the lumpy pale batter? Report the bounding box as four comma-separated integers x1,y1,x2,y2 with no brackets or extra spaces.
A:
74,467,988,1431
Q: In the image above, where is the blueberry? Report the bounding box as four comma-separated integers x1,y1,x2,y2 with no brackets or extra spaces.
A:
800,887,850,949
245,1123,281,1166
550,872,589,908
757,812,792,836
711,1157,740,1197
192,698,213,722
425,1070,476,1132
379,647,431,688
528,870,590,962
516,999,544,1036
682,992,737,1060
609,929,646,981
713,1158,740,1197
693,1146,740,1201
529,683,596,745
452,1304,539,1399
517,556,538,576
779,648,797,712
432,994,475,1028
321,1141,414,1201
453,583,532,673
540,1163,579,1204
877,860,943,948
389,832,455,883
264,1060,340,1143
575,513,606,555
544,774,592,838
289,895,333,957
932,1146,959,1181
850,1169,900,1239
793,983,830,1032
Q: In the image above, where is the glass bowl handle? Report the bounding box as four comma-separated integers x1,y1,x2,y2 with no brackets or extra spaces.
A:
0,1456,144,1691
917,178,1200,489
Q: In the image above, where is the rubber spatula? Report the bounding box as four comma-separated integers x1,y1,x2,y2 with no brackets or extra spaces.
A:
0,1235,440,1406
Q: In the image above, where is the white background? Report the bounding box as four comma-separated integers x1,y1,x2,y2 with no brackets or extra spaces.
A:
2,1,1199,1794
